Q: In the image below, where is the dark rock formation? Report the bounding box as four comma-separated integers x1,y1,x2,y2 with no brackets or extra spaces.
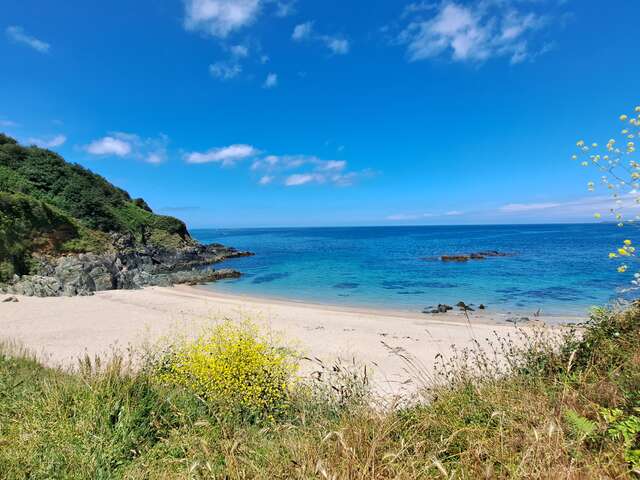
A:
439,251,510,262
423,304,453,314
1,234,252,297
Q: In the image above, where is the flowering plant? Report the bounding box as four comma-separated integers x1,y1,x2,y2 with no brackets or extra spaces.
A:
574,105,640,285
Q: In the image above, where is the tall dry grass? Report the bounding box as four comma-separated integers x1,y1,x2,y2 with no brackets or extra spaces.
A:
0,304,639,479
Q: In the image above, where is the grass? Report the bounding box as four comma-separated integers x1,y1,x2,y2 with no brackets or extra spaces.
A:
0,305,639,479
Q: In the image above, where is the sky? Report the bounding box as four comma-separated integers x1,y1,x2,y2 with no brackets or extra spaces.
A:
1,0,639,228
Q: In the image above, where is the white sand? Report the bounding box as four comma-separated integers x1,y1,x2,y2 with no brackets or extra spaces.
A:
0,286,582,394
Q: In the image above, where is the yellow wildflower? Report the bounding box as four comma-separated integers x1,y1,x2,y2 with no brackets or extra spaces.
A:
624,239,632,245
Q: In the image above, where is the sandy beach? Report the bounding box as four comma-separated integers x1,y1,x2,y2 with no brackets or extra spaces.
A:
0,286,583,394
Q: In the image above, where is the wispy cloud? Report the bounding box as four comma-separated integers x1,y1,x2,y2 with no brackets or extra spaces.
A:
386,213,435,221
292,21,313,41
184,144,259,165
27,134,67,149
292,21,350,55
499,201,563,213
263,72,278,88
6,26,50,53
85,132,168,164
498,195,640,217
397,1,556,64
252,153,371,186
0,118,18,128
386,210,463,221
209,61,242,79
274,0,296,17
229,44,249,57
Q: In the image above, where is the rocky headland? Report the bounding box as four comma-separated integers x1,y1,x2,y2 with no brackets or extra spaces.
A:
1,233,253,297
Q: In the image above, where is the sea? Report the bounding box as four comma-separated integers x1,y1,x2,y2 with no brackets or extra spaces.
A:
191,224,637,316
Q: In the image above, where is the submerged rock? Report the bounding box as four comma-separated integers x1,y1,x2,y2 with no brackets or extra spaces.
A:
439,251,511,262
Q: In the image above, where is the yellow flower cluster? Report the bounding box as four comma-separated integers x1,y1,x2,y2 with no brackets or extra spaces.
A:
157,320,298,419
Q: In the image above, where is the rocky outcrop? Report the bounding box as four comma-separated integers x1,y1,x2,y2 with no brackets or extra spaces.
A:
1,234,252,297
439,251,510,262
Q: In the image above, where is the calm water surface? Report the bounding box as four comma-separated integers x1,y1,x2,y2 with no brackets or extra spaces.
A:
192,224,635,316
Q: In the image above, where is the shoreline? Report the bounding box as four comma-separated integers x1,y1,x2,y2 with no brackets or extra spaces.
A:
0,285,583,394
194,283,588,325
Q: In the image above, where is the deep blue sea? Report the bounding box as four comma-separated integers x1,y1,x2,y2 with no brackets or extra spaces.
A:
192,224,635,316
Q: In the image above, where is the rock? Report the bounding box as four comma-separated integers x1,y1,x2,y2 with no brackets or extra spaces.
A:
440,255,470,262
2,296,18,302
0,236,252,297
456,301,474,312
479,304,486,310
423,303,453,314
439,251,510,262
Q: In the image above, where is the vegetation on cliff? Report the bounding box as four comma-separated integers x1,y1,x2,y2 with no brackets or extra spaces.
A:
0,133,192,281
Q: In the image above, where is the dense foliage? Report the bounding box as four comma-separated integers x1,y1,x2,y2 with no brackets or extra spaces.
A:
0,133,192,281
0,306,639,478
156,321,298,421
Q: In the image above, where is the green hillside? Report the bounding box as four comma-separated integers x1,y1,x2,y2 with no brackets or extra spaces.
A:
0,133,192,281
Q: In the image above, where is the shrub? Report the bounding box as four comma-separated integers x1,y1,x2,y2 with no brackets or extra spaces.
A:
156,321,298,421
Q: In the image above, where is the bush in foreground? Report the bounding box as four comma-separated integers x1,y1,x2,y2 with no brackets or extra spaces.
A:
155,321,298,422
0,305,639,478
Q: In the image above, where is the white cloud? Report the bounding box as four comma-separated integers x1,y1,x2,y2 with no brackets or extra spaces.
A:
185,144,259,165
500,201,562,213
258,175,274,185
183,0,262,38
6,26,50,53
323,36,350,55
274,0,296,17
86,136,132,157
230,44,249,57
85,132,168,163
319,160,346,171
445,210,464,216
292,22,313,41
252,153,370,187
263,72,278,88
292,22,350,55
27,134,67,149
285,173,317,186
209,61,242,79
398,1,551,64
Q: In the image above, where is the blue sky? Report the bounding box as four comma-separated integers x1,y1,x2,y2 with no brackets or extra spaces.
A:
1,0,639,228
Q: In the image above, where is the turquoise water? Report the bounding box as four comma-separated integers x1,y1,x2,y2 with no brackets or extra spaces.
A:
192,224,635,316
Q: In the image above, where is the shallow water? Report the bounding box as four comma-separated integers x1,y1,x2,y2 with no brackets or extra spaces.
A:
192,224,635,316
